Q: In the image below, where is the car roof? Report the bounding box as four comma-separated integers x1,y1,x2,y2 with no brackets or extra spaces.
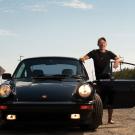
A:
21,56,79,62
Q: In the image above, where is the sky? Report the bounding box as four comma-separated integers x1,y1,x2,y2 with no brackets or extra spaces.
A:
0,0,135,78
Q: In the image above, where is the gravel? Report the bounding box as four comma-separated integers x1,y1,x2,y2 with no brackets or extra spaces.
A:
85,107,135,135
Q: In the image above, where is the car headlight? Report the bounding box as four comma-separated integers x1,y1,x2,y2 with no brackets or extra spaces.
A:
0,84,12,98
78,84,92,98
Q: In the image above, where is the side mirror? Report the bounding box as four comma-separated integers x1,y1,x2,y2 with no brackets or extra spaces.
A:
2,73,12,80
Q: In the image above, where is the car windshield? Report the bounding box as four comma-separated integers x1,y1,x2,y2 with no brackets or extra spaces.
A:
13,57,84,79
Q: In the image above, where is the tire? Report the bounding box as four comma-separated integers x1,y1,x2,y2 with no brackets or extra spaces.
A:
0,119,7,129
0,111,8,129
92,93,103,129
81,93,103,131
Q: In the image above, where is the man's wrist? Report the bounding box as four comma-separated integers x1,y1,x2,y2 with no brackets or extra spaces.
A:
79,57,85,62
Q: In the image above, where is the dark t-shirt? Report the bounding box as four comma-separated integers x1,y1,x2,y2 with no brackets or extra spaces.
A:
87,49,117,80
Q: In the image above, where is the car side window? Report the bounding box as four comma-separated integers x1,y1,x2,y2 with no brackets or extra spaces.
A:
14,63,28,78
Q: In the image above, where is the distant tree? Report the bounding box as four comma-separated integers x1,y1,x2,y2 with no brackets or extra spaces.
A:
113,68,135,79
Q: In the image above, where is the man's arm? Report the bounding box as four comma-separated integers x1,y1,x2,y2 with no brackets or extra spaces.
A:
113,56,122,69
80,55,90,62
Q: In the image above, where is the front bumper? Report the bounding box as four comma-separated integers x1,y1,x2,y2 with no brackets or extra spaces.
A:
0,101,94,124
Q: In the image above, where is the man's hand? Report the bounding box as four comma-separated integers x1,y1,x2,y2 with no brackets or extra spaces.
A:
113,61,119,69
79,55,89,63
79,57,85,63
113,57,122,69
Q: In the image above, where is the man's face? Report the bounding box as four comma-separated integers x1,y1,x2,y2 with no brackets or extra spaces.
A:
98,39,107,50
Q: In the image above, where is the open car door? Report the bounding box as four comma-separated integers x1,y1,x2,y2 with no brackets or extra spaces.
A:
96,62,135,108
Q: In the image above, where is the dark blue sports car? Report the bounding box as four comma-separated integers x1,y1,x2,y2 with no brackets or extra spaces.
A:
1,57,135,130
0,57,103,130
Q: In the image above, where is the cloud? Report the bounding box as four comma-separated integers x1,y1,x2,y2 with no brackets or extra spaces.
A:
0,29,17,37
0,8,14,13
2,9,14,13
24,4,47,13
63,0,93,10
0,0,93,14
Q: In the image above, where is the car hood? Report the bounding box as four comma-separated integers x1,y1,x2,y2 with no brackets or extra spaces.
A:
14,80,81,102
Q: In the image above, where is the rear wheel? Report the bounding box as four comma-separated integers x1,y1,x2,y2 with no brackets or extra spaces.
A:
81,93,103,131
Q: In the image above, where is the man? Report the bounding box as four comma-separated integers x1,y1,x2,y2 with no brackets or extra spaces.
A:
80,37,121,124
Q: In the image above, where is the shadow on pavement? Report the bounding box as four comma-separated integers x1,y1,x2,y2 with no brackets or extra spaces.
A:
0,122,85,135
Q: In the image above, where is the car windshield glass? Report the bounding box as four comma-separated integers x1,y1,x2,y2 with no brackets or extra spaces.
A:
13,58,83,79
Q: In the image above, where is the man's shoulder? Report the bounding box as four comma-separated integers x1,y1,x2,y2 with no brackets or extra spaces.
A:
106,50,117,58
88,49,99,54
87,49,99,57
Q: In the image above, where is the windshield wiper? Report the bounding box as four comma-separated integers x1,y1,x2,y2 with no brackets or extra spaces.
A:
70,75,84,79
51,74,85,79
32,74,69,80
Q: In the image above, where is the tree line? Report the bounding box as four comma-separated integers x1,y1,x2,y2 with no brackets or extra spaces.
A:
113,68,135,79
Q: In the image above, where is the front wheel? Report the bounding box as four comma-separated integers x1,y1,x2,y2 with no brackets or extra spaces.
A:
0,111,8,129
0,119,7,129
80,93,103,131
